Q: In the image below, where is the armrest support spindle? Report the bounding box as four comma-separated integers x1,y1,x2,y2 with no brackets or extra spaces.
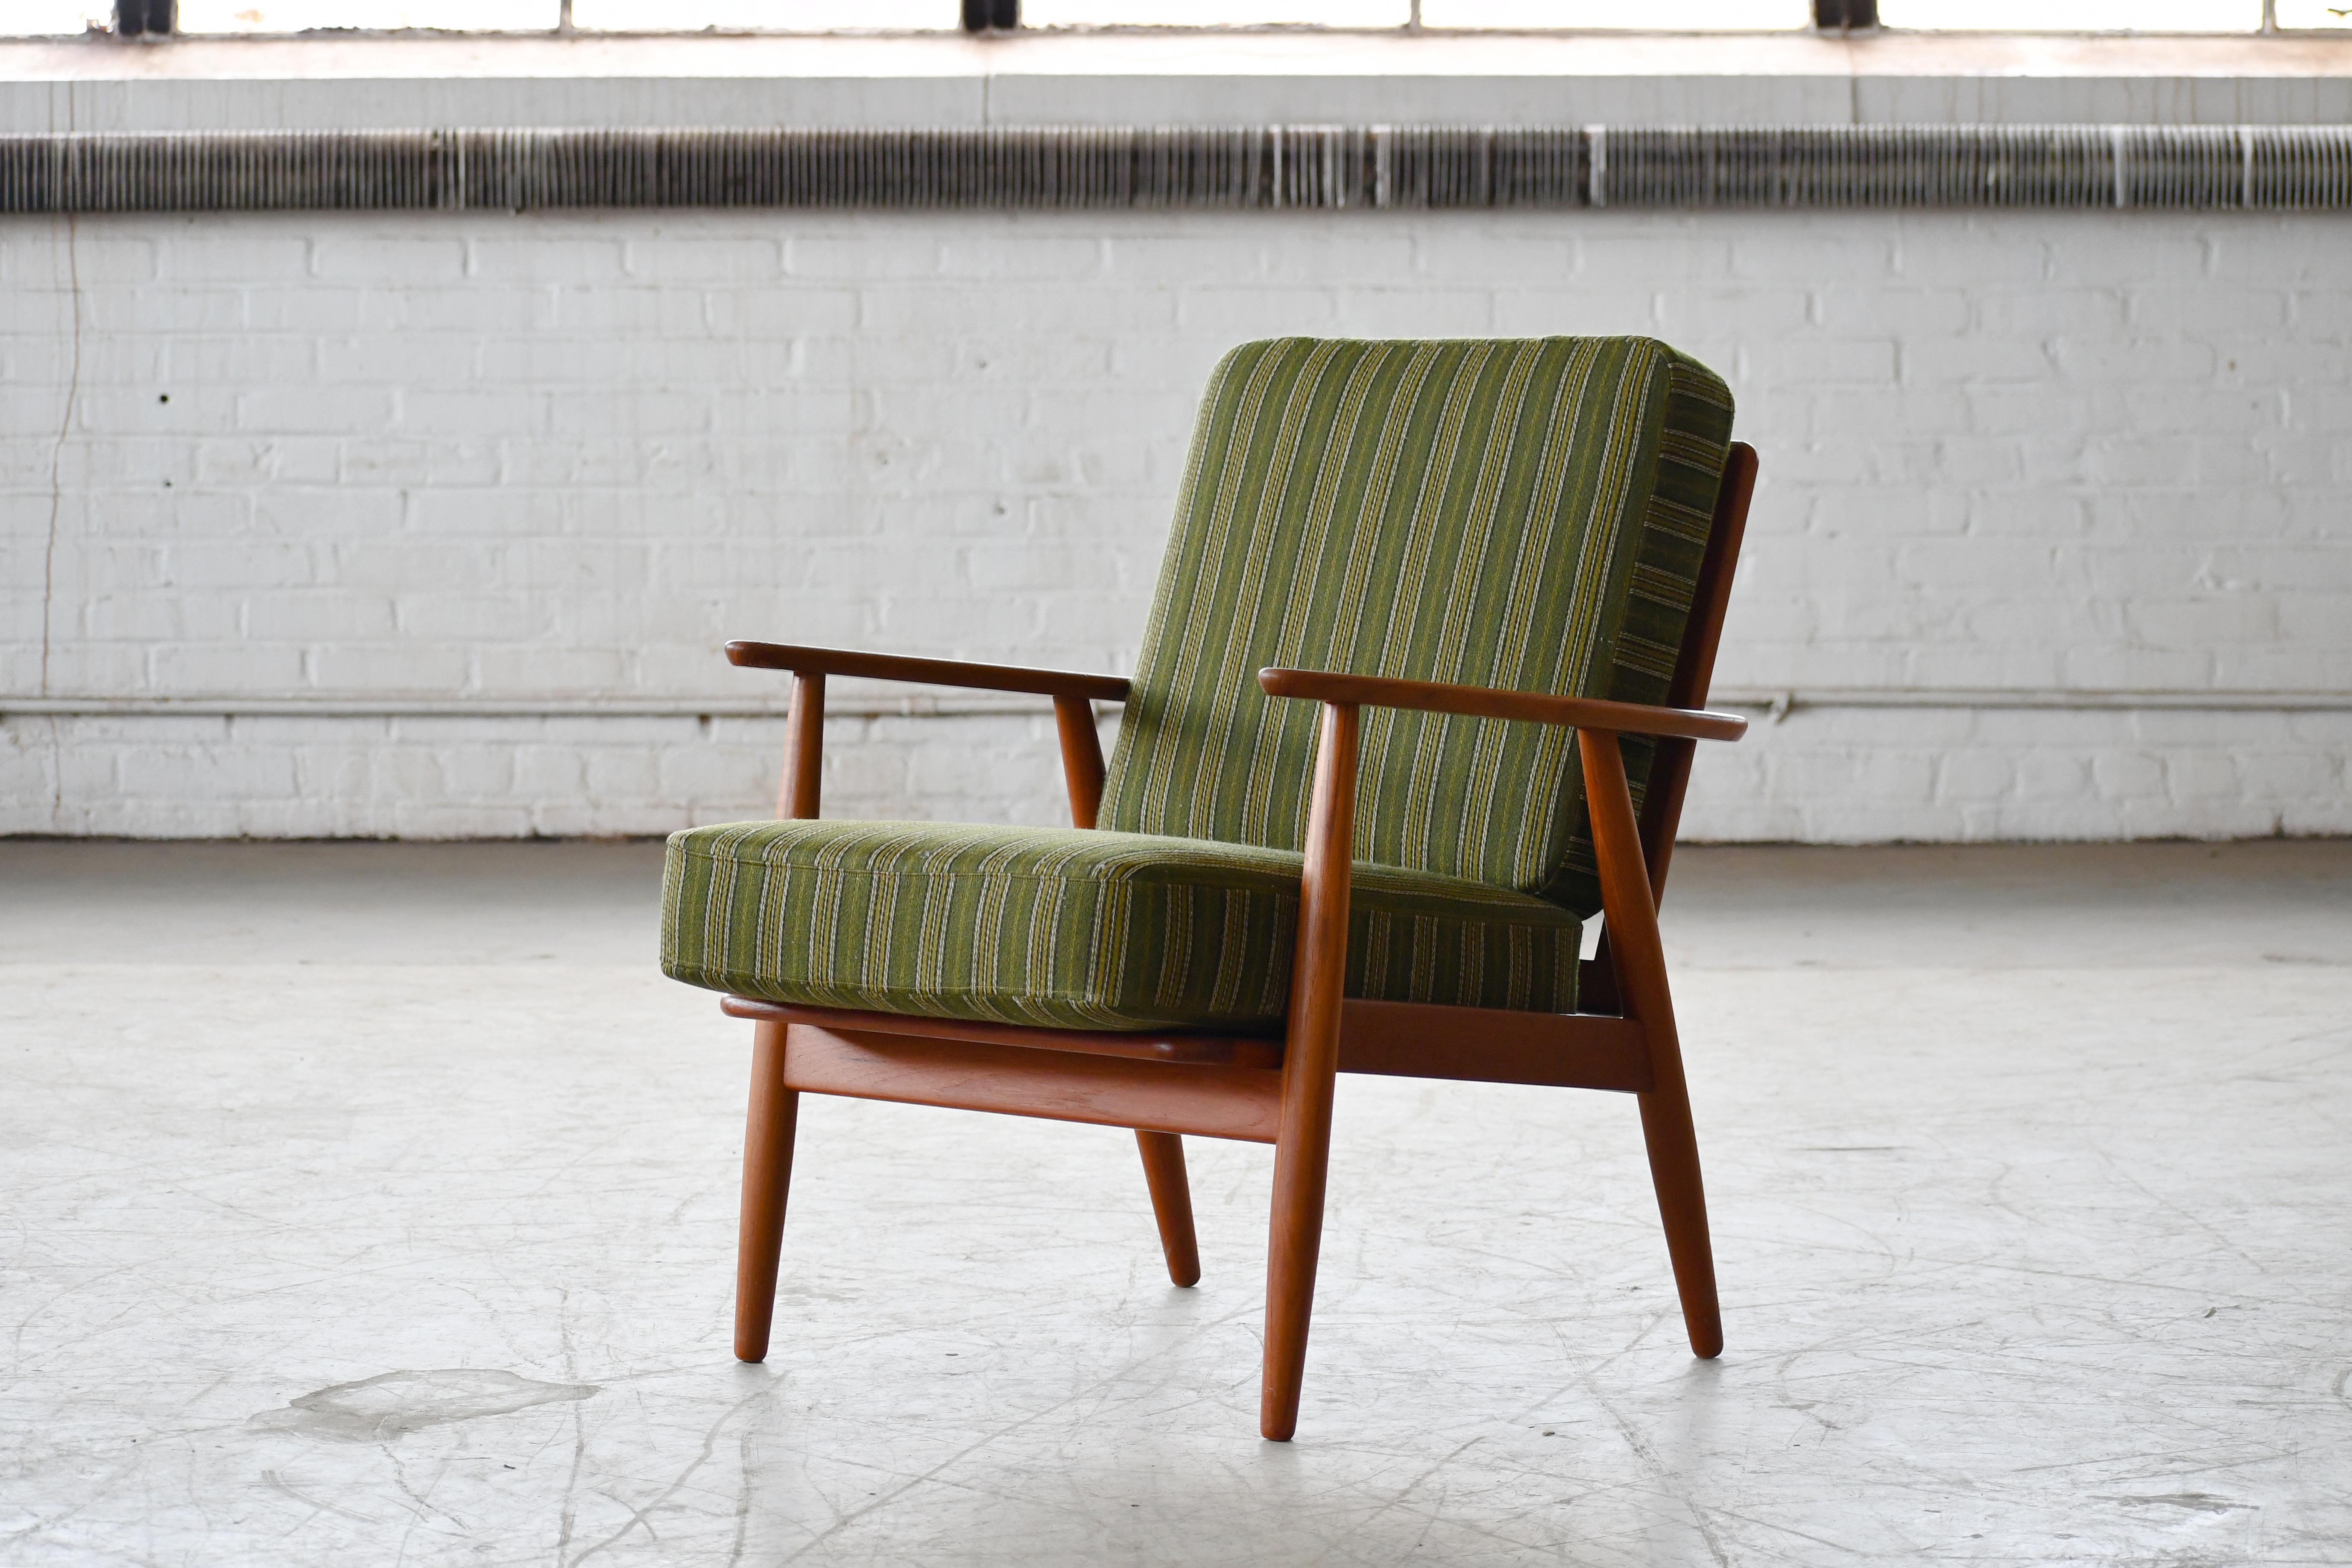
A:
778,673,824,821
1053,697,1108,829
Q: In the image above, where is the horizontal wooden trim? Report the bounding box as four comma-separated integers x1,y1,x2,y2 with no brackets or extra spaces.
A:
1259,668,1748,743
3,124,2350,214
720,995,1279,1068
726,641,1130,702
1338,999,1654,1093
779,1023,1284,1142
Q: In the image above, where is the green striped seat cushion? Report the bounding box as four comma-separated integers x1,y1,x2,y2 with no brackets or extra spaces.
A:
662,820,1579,1033
1099,336,1734,917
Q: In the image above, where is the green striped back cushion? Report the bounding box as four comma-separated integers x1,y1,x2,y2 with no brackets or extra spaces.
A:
1098,336,1734,916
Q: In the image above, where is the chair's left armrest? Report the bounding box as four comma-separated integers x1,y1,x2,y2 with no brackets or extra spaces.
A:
1257,668,1745,743
728,642,1129,826
728,641,1131,702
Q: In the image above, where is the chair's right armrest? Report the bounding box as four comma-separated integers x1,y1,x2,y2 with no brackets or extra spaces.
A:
1257,668,1745,742
727,641,1130,702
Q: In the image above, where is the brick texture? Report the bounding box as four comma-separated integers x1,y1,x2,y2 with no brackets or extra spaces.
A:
3,208,2347,840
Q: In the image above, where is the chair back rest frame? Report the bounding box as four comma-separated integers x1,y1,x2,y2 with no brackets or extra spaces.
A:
1581,440,1757,1014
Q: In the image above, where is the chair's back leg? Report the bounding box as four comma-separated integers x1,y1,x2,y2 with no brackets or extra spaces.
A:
1581,443,1756,1017
1134,1131,1202,1287
1581,729,1723,1360
735,1020,802,1362
1051,696,1208,1293
1639,440,1758,900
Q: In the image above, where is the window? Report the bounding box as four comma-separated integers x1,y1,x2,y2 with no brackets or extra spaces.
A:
1024,1,1814,23
7,1,111,32
1021,2,1407,23
1419,1,1810,26
568,0,952,30
1876,0,2264,28
2275,0,2352,25
176,0,556,30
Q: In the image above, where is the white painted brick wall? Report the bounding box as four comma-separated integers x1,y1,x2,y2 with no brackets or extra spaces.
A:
3,207,2348,841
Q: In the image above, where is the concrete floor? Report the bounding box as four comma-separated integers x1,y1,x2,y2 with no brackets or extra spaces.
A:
3,838,2348,1567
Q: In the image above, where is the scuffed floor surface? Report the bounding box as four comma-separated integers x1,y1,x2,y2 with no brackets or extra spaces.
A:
3,840,2348,1566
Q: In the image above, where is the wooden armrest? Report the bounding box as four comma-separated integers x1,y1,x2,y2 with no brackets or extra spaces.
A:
728,641,1130,702
1257,668,1746,743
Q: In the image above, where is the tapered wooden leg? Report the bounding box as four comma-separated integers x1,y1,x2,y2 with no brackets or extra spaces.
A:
1135,1131,1202,1287
735,1020,800,1363
1261,702,1358,1442
1261,1050,1340,1441
1579,728,1723,1360
1637,1065,1723,1358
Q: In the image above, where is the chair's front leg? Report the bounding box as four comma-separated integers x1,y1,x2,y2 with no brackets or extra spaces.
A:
737,671,825,1360
734,1020,800,1361
1578,728,1723,1359
1262,701,1360,1442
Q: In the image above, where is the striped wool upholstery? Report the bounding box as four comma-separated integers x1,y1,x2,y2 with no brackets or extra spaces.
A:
664,820,1580,1032
1098,336,1734,916
662,336,1732,1030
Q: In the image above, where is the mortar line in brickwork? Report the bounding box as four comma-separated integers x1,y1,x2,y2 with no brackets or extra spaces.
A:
3,690,2348,719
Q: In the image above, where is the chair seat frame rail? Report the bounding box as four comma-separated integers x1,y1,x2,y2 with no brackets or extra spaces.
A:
710,442,1758,1442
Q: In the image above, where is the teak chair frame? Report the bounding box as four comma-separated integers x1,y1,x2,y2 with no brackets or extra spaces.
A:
712,443,1759,1442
